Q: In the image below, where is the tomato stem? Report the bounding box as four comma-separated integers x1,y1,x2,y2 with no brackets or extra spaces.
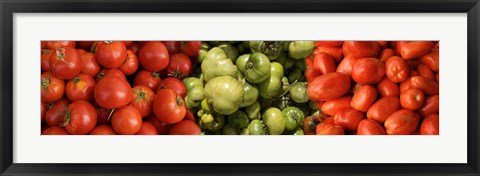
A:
104,41,113,44
41,77,50,89
176,95,184,106
107,108,116,122
55,47,70,65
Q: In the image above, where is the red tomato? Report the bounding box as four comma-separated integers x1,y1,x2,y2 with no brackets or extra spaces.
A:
45,99,70,127
419,50,439,72
313,52,336,75
94,76,132,109
366,96,400,123
49,47,82,80
96,69,126,81
41,72,65,103
307,72,351,101
313,46,343,63
315,41,343,47
379,48,395,63
89,125,116,135
420,114,439,135
162,53,192,79
134,70,161,91
399,70,419,93
436,73,439,83
145,114,172,135
410,76,439,95
384,109,420,135
163,41,181,54
385,56,409,83
111,106,142,135
417,64,435,80
333,109,365,131
169,120,201,135
128,42,141,53
130,85,154,117
336,55,358,77
95,41,127,69
41,49,53,72
123,41,133,47
351,85,377,112
321,96,352,116
342,41,380,58
419,95,439,117
76,41,94,50
377,77,399,97
184,110,195,121
157,77,187,97
138,41,169,71
41,102,47,123
153,89,186,124
376,41,389,48
303,116,319,135
63,100,98,135
80,52,101,77
135,122,159,135
304,67,321,83
396,41,434,60
316,124,344,135
400,88,425,110
118,50,139,76
181,41,202,57
357,119,386,135
42,127,69,135
66,74,96,101
352,58,385,85
45,41,76,50
96,107,110,125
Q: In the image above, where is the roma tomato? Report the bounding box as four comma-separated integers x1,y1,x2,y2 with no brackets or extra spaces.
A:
153,89,186,124
111,106,142,135
321,96,352,116
80,52,101,77
96,69,126,81
94,76,132,109
139,41,169,71
313,52,336,74
352,58,385,85
357,119,386,135
377,77,399,97
89,125,116,135
49,47,82,80
130,85,154,117
384,109,420,135
45,41,76,50
314,46,343,63
379,48,395,62
419,95,439,117
315,41,343,47
66,74,95,101
420,114,439,135
181,41,202,57
163,41,181,54
307,72,351,101
333,109,365,131
41,72,65,102
45,99,70,127
336,55,358,77
63,100,98,135
385,56,409,83
169,119,201,135
41,49,53,72
419,50,439,72
157,77,187,98
145,114,172,135
400,88,425,110
351,85,377,112
118,50,139,76
134,70,161,91
417,64,435,80
135,122,159,135
162,53,192,79
366,96,400,123
316,124,344,135
42,127,69,135
342,41,380,58
95,41,127,69
304,67,321,83
410,76,439,95
396,41,434,60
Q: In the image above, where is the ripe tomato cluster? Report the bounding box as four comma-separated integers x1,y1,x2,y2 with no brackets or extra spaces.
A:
41,41,202,135
304,41,439,135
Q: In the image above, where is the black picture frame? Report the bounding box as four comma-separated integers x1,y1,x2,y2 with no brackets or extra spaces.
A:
1,0,479,175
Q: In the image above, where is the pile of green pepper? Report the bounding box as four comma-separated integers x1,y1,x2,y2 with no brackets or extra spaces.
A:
183,41,316,135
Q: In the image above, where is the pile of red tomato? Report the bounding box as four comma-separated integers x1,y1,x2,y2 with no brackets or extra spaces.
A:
304,41,439,135
41,41,202,135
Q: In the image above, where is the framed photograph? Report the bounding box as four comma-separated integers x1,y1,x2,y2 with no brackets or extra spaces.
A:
1,0,479,175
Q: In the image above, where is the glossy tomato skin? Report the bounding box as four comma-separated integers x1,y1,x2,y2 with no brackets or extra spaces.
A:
384,109,420,135
351,85,377,112
128,42,141,53
162,53,192,79
357,119,386,135
307,72,351,101
118,50,139,76
139,41,169,72
410,76,439,95
45,41,76,50
315,41,343,47
352,58,385,85
89,125,116,135
42,127,69,135
41,72,65,103
145,114,172,135
316,124,344,135
63,100,98,135
80,52,101,77
417,64,435,80
153,89,186,124
66,74,96,101
157,77,187,98
96,69,126,81
342,41,380,58
420,114,439,135
377,77,399,97
94,76,132,109
181,41,202,57
396,41,434,60
336,55,358,77
303,116,319,135
400,88,425,110
333,109,365,131
111,106,143,135
379,48,395,63
49,47,82,80
304,67,321,83
366,96,400,123
163,41,181,54
314,46,343,63
385,56,410,83
130,85,154,117
41,49,53,72
419,95,439,117
135,122,159,135
134,70,161,91
321,96,352,116
45,99,70,127
313,52,336,75
399,71,419,93
169,120,201,135
95,41,127,69
419,50,439,72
